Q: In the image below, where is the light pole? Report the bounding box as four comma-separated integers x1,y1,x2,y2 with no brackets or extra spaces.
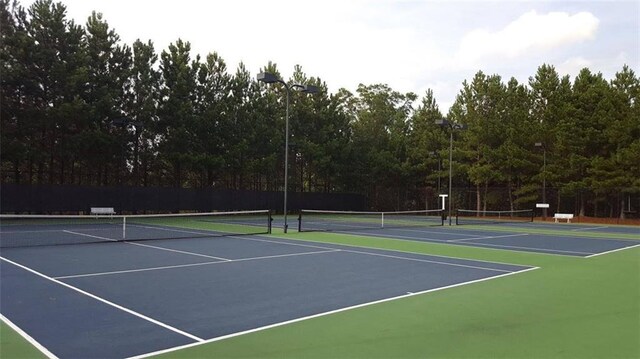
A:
435,119,466,225
257,72,318,233
535,142,547,219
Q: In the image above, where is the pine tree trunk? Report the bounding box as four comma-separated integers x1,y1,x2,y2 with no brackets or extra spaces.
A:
476,183,481,214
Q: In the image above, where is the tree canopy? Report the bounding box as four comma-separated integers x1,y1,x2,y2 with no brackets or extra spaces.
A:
1,0,638,218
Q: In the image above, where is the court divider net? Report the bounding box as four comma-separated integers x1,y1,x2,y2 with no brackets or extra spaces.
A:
455,209,534,225
0,210,272,248
298,209,444,232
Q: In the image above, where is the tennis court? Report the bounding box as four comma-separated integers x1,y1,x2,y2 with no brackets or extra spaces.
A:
0,212,535,358
297,209,640,257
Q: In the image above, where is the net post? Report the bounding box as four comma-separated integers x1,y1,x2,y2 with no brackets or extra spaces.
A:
381,212,384,229
297,211,302,232
455,209,459,225
268,210,272,234
122,216,126,240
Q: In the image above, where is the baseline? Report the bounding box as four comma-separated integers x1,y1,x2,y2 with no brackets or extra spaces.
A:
130,265,539,359
585,243,640,258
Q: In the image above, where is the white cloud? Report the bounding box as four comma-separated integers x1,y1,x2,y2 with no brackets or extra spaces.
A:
557,56,592,77
16,0,635,114
455,10,600,69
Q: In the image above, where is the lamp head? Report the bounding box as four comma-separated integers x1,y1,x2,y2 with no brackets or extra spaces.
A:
257,72,281,84
300,84,319,94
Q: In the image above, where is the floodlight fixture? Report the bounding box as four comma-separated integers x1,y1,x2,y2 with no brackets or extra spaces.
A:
256,71,320,233
434,118,466,225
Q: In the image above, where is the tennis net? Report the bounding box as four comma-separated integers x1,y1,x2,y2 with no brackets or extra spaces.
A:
0,210,272,248
455,209,534,225
298,209,444,232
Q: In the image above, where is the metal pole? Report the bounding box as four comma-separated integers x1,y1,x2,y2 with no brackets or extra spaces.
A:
257,73,318,234
448,129,453,225
437,157,441,197
283,86,290,233
542,147,547,219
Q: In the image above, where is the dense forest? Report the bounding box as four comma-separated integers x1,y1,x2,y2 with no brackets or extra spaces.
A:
1,0,639,217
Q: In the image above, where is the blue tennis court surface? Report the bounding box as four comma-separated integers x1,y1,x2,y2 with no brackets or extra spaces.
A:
1,235,534,358
294,218,639,257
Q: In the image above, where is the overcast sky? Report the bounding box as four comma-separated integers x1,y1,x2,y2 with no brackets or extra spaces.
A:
20,0,640,111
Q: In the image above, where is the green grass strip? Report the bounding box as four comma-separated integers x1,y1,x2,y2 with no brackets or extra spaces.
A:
452,224,640,240
154,231,639,358
4,225,638,358
0,319,47,359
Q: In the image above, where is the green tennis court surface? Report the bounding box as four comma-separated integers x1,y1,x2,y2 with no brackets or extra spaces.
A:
154,229,638,358
2,215,638,358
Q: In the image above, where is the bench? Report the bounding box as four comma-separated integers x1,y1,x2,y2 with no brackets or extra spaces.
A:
554,213,574,223
91,207,115,217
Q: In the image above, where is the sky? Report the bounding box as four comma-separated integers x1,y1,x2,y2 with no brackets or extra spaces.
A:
19,0,640,112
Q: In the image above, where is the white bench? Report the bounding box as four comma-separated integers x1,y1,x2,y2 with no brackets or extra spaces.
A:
91,207,115,217
554,213,574,223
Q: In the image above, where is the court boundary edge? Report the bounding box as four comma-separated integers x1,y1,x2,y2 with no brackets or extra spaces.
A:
129,266,540,359
585,243,640,258
0,314,58,359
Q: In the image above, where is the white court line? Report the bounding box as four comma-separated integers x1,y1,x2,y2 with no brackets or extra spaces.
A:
340,248,513,273
379,227,476,238
53,260,224,279
325,230,592,257
1,227,115,234
230,235,345,250
53,250,341,279
0,256,204,343
242,233,536,267
63,229,517,276
234,234,533,274
434,237,593,256
451,224,638,241
304,221,456,235
129,266,540,359
61,228,532,276
64,229,232,261
570,226,610,232
127,223,264,235
127,224,219,235
447,233,529,243
125,242,231,261
329,229,457,244
584,243,640,258
63,230,118,242
1,314,58,359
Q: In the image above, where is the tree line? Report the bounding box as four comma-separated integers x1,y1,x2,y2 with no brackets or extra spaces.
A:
1,0,638,218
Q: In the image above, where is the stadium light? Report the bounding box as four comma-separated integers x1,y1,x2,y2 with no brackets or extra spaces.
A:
435,118,466,225
535,142,547,219
257,72,319,233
